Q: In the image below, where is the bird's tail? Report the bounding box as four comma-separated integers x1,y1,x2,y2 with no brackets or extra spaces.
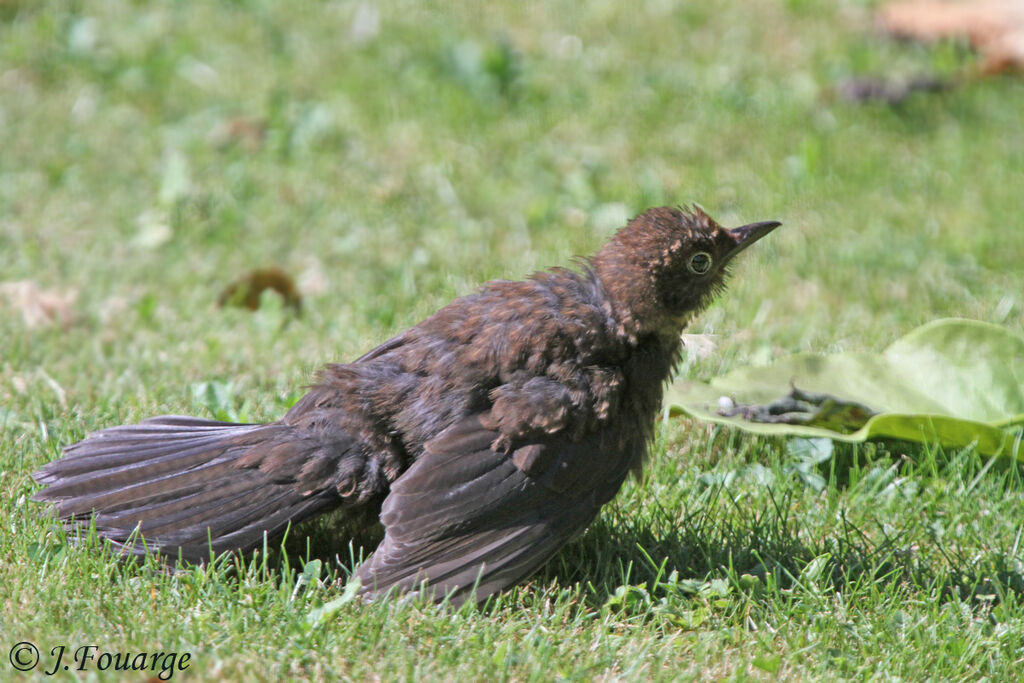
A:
32,416,341,562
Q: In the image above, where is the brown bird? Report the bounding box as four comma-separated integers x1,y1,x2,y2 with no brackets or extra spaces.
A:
33,206,779,604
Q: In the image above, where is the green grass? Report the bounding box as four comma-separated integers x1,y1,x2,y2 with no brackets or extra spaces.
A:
2,0,1023,680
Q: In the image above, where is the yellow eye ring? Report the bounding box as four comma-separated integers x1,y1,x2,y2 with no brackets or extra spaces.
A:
688,252,713,274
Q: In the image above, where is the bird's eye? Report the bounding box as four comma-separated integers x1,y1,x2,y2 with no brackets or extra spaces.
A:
688,252,713,274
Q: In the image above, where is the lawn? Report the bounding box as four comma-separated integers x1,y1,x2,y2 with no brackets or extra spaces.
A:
2,0,1023,680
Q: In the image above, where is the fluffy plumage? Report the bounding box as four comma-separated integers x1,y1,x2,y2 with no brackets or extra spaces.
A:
33,206,779,604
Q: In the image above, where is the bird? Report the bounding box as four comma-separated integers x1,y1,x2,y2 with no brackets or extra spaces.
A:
32,206,780,605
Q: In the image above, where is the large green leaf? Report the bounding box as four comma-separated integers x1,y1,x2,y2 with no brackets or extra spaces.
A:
667,319,1024,457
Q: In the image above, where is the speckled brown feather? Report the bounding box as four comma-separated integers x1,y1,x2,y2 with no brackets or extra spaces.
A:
32,206,777,604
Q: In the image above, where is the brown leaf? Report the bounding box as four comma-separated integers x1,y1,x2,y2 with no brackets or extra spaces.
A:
208,116,266,152
218,267,302,313
880,0,1024,73
297,257,329,297
837,74,951,103
0,280,78,328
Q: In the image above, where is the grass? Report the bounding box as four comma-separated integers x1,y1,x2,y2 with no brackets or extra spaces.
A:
2,0,1023,679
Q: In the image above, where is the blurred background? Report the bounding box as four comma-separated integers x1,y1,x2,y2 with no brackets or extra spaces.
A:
3,2,1024,677
2,1,1021,416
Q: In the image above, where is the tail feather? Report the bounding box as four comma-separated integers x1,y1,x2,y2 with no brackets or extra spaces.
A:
165,494,333,560
35,417,256,486
33,415,344,561
93,472,266,532
44,458,238,511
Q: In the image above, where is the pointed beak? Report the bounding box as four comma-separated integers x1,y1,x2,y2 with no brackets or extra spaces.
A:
724,220,781,262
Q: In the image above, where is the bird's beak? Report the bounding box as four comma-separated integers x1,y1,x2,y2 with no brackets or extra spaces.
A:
724,220,781,263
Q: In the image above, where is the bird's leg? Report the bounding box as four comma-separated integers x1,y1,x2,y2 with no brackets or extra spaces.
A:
719,385,877,433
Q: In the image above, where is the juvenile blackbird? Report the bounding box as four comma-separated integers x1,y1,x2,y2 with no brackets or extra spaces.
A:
33,206,779,604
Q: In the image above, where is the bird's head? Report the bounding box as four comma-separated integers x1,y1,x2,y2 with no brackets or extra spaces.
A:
591,205,779,341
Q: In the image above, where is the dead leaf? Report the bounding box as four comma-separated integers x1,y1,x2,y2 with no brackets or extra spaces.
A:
880,0,1024,73
350,3,381,45
133,208,173,249
837,74,951,103
208,116,266,152
218,267,302,313
297,257,329,297
0,281,78,328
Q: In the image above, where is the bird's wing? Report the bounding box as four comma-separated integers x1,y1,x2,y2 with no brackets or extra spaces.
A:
354,415,634,604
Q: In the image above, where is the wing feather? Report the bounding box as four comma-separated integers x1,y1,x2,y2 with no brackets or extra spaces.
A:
355,415,635,604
